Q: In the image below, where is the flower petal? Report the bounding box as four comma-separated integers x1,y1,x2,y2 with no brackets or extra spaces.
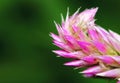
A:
77,41,91,53
93,41,106,53
97,68,120,78
82,55,97,64
53,41,73,51
64,60,87,67
50,33,61,42
111,56,120,64
81,66,105,77
53,50,82,58
79,8,98,22
97,56,115,64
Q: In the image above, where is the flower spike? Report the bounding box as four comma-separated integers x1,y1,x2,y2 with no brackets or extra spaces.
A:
51,8,120,83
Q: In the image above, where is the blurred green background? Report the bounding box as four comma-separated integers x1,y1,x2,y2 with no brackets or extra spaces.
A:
0,0,120,83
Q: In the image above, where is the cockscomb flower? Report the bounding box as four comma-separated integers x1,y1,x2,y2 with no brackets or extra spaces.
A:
50,8,120,83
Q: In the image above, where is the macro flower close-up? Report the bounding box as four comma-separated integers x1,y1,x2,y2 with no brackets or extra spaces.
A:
51,8,120,83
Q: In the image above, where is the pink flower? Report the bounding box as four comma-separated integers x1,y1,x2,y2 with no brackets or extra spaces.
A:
50,8,120,83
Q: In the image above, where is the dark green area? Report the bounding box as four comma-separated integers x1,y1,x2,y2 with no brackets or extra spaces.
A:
0,0,119,83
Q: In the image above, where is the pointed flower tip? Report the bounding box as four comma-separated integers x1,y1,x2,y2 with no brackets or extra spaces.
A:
89,7,98,14
50,33,61,42
64,61,77,66
92,7,98,12
81,7,98,21
52,50,63,55
52,50,63,56
79,72,94,78
90,7,99,15
52,50,74,58
83,7,98,14
64,60,82,67
49,32,55,38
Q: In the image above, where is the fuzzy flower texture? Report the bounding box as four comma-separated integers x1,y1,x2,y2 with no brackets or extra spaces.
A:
50,8,120,83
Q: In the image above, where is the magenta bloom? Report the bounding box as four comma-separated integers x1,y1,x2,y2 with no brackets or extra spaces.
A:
50,8,120,83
